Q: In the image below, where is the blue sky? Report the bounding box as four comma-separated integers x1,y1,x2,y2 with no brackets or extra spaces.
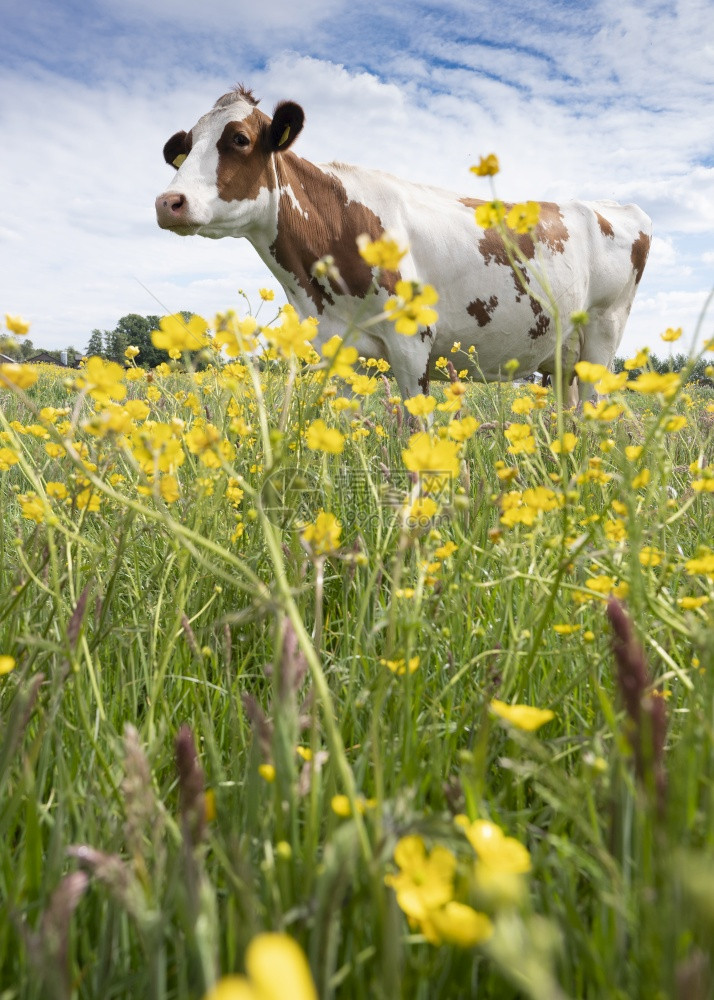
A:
2,0,713,357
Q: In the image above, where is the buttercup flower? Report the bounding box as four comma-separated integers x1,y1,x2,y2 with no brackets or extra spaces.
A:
202,933,317,1000
357,232,407,272
470,154,500,176
490,700,555,732
385,281,439,336
5,314,30,336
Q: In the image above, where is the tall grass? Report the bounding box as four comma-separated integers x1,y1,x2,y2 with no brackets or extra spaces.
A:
1,290,714,998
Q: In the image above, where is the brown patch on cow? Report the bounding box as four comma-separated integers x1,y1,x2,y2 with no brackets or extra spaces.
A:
630,231,651,285
417,366,430,395
467,295,498,327
475,202,569,301
536,203,569,254
420,325,434,343
478,230,532,300
596,211,615,238
528,298,550,339
216,111,277,204
268,154,397,312
459,197,486,211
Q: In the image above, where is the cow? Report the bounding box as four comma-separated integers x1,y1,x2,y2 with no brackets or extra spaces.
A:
155,86,651,404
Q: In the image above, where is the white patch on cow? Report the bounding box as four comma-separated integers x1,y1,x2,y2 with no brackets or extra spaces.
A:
281,184,309,219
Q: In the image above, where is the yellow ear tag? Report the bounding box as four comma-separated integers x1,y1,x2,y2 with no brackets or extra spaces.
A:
172,153,187,168
278,126,290,147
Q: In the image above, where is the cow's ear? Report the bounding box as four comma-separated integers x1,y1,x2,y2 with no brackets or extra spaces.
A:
266,102,304,153
163,131,189,169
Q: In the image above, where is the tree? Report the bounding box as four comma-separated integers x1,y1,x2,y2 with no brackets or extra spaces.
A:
113,313,165,368
86,329,106,357
106,328,128,364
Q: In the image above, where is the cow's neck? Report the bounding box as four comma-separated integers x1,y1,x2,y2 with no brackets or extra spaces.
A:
247,152,396,315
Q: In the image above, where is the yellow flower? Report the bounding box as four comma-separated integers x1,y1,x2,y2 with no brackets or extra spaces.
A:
586,574,616,596
124,345,140,360
549,432,578,455
263,305,318,360
582,400,624,422
402,433,460,491
321,335,358,379
504,423,536,455
356,232,407,272
553,624,581,635
624,348,649,370
595,371,628,394
574,361,608,384
664,415,687,432
625,445,643,461
490,700,554,732
46,482,68,501
511,396,534,415
639,546,662,567
349,373,379,396
258,763,276,783
301,511,342,555
447,416,480,441
406,496,439,524
470,154,500,176
0,655,16,675
385,281,439,336
0,446,19,470
604,518,627,543
678,596,709,610
18,492,46,523
0,363,38,390
159,474,180,503
632,469,650,489
693,477,714,493
5,314,30,335
460,819,532,874
427,902,493,947
685,553,714,578
506,201,540,234
214,313,259,357
404,394,437,417
660,326,683,342
152,313,210,354
259,288,275,301
628,372,680,397
202,933,318,1000
78,357,127,404
385,835,456,923
494,461,518,482
475,200,506,229
381,655,420,675
305,419,345,455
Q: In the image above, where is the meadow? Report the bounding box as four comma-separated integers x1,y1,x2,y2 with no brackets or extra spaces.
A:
2,234,714,999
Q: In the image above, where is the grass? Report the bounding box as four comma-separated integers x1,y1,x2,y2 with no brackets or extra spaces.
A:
1,310,714,1000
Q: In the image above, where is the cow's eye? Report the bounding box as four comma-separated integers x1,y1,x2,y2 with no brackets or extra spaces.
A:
233,132,250,147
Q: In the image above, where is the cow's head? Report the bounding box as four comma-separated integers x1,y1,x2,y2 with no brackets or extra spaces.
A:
155,87,304,239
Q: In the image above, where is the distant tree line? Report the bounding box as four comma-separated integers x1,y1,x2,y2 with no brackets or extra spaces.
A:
612,352,714,386
86,314,176,368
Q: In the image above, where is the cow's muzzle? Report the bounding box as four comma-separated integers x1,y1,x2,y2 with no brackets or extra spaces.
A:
156,191,194,229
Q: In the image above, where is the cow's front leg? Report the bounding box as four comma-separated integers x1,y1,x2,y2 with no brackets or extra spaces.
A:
387,328,434,404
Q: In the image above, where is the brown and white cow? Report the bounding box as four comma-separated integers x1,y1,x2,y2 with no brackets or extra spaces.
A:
155,86,651,403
